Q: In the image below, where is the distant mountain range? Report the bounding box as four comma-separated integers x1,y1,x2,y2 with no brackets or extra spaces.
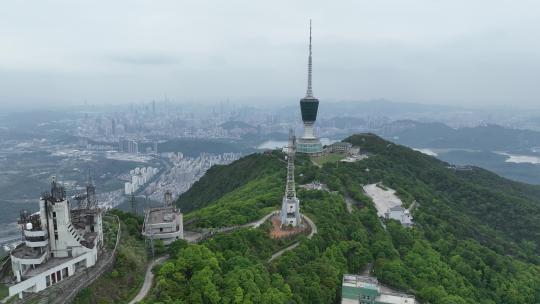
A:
378,120,540,152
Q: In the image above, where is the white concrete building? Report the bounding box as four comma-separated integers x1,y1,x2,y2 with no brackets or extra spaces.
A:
142,207,183,245
8,179,103,298
385,206,413,227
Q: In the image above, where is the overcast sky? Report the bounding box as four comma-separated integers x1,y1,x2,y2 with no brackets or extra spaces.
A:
1,0,540,109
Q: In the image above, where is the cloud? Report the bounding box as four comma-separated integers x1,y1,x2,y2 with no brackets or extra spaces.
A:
106,53,180,66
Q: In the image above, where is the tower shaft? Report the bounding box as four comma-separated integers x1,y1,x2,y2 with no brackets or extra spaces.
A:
306,19,313,98
285,130,297,199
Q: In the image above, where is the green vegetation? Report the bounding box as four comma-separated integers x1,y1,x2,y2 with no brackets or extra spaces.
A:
177,152,284,213
145,134,540,303
73,210,148,304
185,174,282,228
310,152,344,166
0,283,8,300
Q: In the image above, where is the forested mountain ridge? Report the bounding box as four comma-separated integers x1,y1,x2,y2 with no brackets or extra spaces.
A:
176,152,284,213
153,134,540,304
343,133,540,259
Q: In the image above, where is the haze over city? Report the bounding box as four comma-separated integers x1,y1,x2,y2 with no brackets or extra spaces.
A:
2,0,540,109
1,2,540,303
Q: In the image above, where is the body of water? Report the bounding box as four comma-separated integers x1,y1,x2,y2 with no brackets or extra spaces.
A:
497,152,540,164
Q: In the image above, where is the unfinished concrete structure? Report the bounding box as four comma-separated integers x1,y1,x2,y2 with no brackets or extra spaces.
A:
142,190,183,245
8,178,104,299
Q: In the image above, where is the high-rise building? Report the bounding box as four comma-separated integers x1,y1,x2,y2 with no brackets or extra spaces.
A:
111,118,116,136
280,129,301,227
297,20,323,154
119,139,139,154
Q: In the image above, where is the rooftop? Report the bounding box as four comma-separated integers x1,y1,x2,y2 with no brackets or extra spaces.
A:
146,206,179,225
11,245,45,260
342,274,379,290
378,293,416,304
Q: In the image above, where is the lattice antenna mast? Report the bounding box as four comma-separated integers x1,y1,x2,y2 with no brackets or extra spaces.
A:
164,190,173,207
306,19,314,98
86,177,97,209
285,129,297,199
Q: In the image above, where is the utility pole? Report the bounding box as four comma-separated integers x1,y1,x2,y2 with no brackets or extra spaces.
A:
131,193,136,215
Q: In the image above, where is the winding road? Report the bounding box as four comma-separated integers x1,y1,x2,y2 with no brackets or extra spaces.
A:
267,214,317,263
128,255,169,304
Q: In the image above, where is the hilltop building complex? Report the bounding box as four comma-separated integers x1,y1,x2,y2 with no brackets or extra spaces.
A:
8,179,104,299
297,20,323,154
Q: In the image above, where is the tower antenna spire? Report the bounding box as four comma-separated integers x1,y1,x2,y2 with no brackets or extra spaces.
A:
306,19,313,98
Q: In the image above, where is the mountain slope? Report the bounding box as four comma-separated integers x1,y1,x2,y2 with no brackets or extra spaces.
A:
342,133,540,259
150,134,540,304
176,152,284,212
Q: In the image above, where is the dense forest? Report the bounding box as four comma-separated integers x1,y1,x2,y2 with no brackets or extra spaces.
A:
176,153,284,213
145,134,540,304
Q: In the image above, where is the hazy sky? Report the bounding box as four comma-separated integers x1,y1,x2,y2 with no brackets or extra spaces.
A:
1,0,540,108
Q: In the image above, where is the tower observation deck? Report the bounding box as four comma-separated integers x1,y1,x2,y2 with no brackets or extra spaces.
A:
297,20,323,154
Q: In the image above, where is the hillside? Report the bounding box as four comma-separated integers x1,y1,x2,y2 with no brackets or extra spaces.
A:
151,134,540,304
176,152,284,213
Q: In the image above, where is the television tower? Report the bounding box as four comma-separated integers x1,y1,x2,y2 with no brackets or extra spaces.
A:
297,20,322,154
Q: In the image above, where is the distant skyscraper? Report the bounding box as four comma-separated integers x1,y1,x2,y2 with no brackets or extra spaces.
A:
297,20,322,154
111,118,116,136
152,100,156,114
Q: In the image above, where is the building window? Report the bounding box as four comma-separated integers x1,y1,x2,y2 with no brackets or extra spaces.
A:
160,228,163,232
54,233,58,240
53,219,58,230
52,212,56,218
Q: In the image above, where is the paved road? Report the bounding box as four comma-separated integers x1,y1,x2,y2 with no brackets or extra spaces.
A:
128,255,169,304
267,214,317,263
184,210,277,243
243,211,278,229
